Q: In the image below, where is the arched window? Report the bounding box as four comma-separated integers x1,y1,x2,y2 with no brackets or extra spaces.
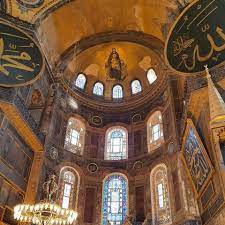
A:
131,80,142,94
75,73,86,89
105,127,128,160
102,174,128,225
64,118,85,155
93,82,104,96
58,167,80,209
150,164,172,225
112,85,123,99
147,111,164,152
147,69,157,84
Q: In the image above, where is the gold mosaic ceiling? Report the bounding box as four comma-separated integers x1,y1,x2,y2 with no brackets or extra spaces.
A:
64,42,164,98
4,0,194,66
65,42,160,80
1,0,195,110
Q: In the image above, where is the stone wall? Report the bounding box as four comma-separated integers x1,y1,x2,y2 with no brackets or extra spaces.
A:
0,68,50,224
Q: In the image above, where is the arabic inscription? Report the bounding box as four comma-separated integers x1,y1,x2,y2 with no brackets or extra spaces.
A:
166,0,225,74
0,21,44,87
182,120,213,195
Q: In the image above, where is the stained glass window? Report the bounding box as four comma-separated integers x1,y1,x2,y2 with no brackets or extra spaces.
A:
147,69,157,84
131,80,142,94
75,73,86,89
102,174,128,225
64,118,85,155
147,111,164,152
150,164,172,225
105,127,127,160
59,168,79,210
112,85,123,99
93,82,104,96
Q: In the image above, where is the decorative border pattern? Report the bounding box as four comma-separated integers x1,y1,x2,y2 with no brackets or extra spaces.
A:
90,115,103,126
200,181,215,209
87,163,98,173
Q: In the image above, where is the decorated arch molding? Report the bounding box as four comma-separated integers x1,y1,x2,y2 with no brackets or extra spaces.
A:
56,30,164,71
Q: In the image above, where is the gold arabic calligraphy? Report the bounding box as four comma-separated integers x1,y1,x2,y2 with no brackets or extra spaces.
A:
0,35,35,80
175,26,225,71
185,129,210,191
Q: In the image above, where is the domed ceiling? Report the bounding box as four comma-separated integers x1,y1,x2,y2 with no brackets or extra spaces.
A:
64,42,164,99
1,0,193,112
3,0,194,66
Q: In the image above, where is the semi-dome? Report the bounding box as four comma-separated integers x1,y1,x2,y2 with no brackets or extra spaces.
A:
60,41,167,112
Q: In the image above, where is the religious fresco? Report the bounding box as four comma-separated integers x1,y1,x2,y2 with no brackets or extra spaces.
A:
165,0,225,74
181,119,214,196
0,21,44,87
65,42,161,98
105,48,127,81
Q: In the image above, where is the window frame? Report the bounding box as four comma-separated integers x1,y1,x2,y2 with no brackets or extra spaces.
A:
102,173,128,225
150,164,172,225
147,68,157,85
59,167,80,210
64,117,85,155
147,111,164,152
105,127,128,160
74,73,87,90
131,79,142,95
93,81,104,96
112,84,124,99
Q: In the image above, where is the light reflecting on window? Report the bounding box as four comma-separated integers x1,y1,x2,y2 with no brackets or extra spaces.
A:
71,129,79,145
157,183,164,208
62,184,71,209
75,73,86,89
64,118,85,155
147,111,164,151
147,69,157,84
61,171,75,209
102,174,128,225
152,124,160,141
150,164,172,225
93,82,104,96
105,127,127,160
131,80,142,94
112,85,123,99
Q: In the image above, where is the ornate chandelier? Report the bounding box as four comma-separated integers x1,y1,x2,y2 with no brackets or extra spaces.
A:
14,175,78,225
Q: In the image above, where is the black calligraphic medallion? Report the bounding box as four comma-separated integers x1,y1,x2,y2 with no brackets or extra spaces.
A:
0,21,44,87
165,0,225,75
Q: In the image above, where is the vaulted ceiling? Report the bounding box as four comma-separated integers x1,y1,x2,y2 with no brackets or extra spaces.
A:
1,0,194,115
4,0,193,66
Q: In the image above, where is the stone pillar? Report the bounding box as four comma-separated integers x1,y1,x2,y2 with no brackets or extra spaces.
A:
211,127,225,197
24,151,44,204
